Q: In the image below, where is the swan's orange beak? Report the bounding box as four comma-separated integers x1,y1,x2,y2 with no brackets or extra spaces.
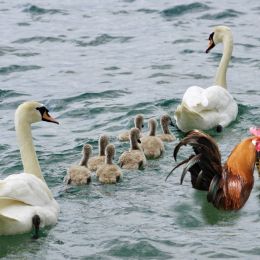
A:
42,111,59,124
206,39,215,53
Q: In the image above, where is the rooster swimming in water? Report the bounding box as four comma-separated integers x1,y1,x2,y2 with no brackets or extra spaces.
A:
166,128,260,210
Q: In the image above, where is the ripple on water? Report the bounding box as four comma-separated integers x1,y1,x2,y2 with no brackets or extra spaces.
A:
199,9,244,20
161,2,210,19
136,8,158,14
22,4,68,16
54,89,131,106
0,46,16,56
74,34,133,47
0,89,27,101
0,65,41,76
103,239,172,259
13,36,66,44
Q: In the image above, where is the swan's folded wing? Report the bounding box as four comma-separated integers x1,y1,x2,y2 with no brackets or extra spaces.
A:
203,86,235,110
0,197,29,220
182,86,208,111
0,173,53,207
0,197,40,235
0,198,20,222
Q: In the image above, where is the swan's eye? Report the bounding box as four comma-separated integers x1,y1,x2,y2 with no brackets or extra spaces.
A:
208,32,214,41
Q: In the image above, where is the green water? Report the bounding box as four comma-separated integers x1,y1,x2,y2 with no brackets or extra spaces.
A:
0,0,260,259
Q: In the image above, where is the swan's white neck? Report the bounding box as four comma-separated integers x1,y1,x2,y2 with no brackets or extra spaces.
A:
15,118,44,182
214,34,233,88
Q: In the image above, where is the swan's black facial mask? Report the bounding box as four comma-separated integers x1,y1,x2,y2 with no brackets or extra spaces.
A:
36,106,59,124
206,32,215,53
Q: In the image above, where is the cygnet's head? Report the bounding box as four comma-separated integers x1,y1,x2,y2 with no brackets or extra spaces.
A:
134,114,144,130
130,127,141,144
82,144,92,156
105,143,115,163
161,114,174,127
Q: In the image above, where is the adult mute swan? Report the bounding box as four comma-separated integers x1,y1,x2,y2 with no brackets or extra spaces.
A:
174,26,238,132
0,101,59,238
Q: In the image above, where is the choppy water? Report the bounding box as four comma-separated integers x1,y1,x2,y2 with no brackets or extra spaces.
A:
0,0,260,259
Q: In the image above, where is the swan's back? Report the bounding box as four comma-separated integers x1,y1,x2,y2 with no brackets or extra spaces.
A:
175,85,238,132
0,173,54,206
0,173,59,235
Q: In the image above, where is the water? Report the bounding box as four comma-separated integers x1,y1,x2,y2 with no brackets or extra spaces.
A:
0,0,260,258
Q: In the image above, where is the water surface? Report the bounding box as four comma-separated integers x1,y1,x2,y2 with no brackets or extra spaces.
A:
0,0,260,259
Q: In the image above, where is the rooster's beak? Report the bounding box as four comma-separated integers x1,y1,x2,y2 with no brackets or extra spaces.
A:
256,151,260,177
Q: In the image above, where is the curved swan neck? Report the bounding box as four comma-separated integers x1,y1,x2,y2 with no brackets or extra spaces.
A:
162,121,170,134
130,136,139,150
214,34,233,88
106,154,113,165
15,119,44,182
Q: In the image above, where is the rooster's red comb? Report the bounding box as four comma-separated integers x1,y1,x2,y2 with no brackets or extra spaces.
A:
250,127,260,137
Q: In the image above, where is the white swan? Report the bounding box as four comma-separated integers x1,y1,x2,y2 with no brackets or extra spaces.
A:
0,101,60,238
174,26,238,132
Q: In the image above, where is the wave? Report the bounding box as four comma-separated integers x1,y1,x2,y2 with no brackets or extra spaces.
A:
199,9,244,20
74,34,133,47
13,36,65,44
103,239,172,259
0,46,16,56
161,2,210,19
0,89,27,101
22,4,67,16
0,65,41,75
136,9,158,14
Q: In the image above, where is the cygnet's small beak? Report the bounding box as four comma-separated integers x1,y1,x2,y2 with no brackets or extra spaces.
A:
42,111,59,124
138,139,141,144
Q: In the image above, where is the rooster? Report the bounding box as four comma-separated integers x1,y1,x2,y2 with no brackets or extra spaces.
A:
166,128,260,210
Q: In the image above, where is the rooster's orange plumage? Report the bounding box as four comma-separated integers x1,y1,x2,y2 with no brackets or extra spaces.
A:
166,130,260,210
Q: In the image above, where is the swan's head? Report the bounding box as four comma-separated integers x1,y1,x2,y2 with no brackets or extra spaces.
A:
15,101,59,125
206,26,232,53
